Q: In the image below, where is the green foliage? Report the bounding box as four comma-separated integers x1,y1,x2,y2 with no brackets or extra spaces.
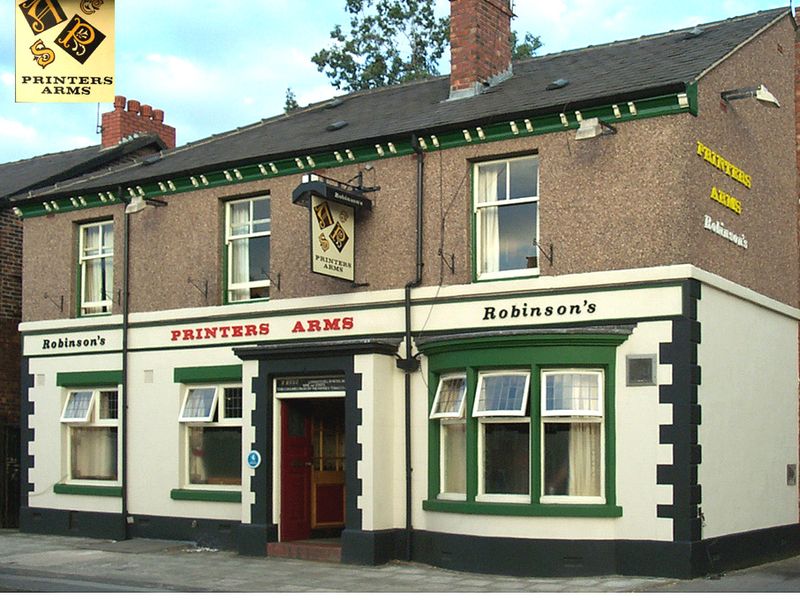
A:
312,0,542,92
511,31,542,60
284,87,300,113
312,0,449,92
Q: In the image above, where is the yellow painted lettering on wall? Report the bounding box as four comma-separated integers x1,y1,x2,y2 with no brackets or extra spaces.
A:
696,141,752,189
709,186,742,215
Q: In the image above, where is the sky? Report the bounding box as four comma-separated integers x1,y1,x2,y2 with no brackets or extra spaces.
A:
0,0,792,164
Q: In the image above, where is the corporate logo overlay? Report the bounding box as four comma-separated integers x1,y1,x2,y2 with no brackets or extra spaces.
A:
15,0,115,102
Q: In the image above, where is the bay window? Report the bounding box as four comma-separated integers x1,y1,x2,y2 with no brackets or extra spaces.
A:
61,389,119,481
430,373,467,498
179,385,242,486
79,221,113,315
474,156,539,279
225,196,270,302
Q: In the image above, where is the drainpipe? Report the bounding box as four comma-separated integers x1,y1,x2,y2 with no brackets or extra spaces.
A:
120,205,131,540
397,135,424,560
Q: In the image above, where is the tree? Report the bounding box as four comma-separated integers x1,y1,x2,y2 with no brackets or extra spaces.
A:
511,31,542,60
312,0,450,92
284,88,300,113
313,1,542,92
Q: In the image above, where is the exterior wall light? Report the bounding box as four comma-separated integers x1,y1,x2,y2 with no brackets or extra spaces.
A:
575,117,617,140
720,84,780,107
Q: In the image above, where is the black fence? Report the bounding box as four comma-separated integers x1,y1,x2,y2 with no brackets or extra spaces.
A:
0,425,20,528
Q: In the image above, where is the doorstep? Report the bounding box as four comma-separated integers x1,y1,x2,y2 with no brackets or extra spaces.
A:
267,539,342,563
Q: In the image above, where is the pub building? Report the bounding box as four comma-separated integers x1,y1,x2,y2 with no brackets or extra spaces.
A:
8,1,800,578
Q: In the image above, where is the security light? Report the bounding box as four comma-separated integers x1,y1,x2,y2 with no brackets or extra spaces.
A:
575,117,617,140
720,85,780,107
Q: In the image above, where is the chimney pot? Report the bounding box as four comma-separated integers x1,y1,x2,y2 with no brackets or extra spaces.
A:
113,95,126,110
127,99,141,113
140,104,153,118
152,109,164,124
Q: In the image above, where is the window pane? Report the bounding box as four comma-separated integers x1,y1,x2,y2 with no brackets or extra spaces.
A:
83,257,113,307
431,375,466,417
496,202,537,271
70,427,117,481
229,202,251,236
98,391,118,420
100,223,114,254
477,163,507,203
224,387,242,419
442,422,466,494
188,427,241,485
509,158,538,199
545,373,600,413
475,373,529,414
248,235,270,283
483,422,529,495
63,391,93,421
252,198,271,233
543,422,601,496
182,388,217,420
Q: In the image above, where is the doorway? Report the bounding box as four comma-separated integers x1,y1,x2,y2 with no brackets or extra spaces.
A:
280,399,345,542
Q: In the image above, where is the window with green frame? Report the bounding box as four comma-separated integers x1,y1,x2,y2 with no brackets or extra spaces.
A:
421,333,626,518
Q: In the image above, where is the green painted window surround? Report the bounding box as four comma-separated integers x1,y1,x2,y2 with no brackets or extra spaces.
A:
423,333,628,518
54,483,122,497
57,371,123,387
173,365,243,384
170,488,241,503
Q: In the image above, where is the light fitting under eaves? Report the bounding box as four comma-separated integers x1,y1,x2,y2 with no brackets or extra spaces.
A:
720,84,780,107
575,117,617,140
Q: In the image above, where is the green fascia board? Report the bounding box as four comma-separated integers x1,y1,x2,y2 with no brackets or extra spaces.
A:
16,89,694,220
56,370,123,387
170,488,242,503
173,364,243,384
422,498,622,518
54,483,122,497
419,333,631,355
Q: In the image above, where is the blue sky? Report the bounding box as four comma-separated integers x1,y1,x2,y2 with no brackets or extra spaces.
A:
0,0,791,164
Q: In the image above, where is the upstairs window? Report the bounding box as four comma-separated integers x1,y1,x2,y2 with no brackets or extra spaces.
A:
79,221,113,315
226,197,270,302
474,156,539,279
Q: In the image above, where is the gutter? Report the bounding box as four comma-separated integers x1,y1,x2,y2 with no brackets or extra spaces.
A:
396,134,425,561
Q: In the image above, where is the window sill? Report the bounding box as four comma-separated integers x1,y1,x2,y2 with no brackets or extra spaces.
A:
423,498,622,518
54,483,122,497
170,488,242,503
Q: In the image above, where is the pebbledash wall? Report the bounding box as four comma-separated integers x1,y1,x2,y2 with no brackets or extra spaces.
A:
16,9,800,579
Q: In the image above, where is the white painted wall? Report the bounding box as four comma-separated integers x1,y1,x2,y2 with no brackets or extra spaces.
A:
355,353,406,531
697,284,799,538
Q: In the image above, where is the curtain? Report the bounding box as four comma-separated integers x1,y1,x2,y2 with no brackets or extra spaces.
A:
229,203,251,301
478,167,500,274
568,422,601,496
71,427,117,480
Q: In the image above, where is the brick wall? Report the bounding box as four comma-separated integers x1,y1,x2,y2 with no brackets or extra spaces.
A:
0,208,21,426
449,0,513,95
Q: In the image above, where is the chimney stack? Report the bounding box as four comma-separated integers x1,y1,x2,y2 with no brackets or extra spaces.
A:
101,95,177,149
449,0,514,100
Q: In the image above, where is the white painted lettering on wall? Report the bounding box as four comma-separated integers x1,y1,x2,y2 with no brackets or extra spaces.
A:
703,215,748,249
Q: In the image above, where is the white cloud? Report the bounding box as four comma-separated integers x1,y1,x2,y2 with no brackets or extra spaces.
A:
0,117,38,144
0,72,13,87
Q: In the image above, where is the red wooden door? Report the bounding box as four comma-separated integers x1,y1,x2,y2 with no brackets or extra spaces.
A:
280,402,312,541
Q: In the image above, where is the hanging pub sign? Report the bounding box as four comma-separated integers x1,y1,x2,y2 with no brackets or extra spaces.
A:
293,174,373,283
15,0,115,103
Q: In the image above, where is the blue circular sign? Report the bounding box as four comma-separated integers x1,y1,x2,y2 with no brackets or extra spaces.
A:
246,450,262,469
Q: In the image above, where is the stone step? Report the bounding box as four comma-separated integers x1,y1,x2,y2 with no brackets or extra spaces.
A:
267,539,342,563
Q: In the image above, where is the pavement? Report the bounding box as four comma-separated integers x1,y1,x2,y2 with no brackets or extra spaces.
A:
0,529,799,593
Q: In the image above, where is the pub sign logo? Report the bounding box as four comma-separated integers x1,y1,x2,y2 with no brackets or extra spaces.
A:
16,0,115,102
311,195,355,282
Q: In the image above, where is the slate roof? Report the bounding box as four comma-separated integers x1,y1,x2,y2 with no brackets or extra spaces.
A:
0,134,166,202
11,6,790,202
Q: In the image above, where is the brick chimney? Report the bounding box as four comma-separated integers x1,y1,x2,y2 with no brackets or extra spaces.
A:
101,95,176,149
449,0,514,100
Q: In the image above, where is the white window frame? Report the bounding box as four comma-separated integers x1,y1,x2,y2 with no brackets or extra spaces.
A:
225,196,271,302
474,155,540,281
474,370,531,503
60,388,120,484
181,384,243,489
78,221,114,315
540,369,605,505
430,373,468,500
